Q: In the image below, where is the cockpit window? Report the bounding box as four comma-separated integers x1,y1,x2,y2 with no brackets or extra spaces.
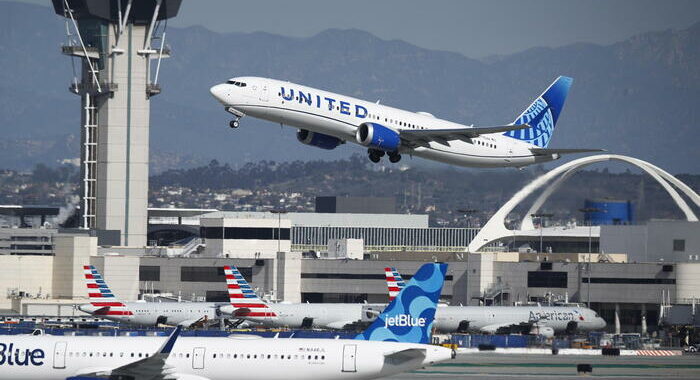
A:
226,80,247,87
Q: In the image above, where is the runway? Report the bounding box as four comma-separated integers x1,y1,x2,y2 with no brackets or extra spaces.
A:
390,353,700,379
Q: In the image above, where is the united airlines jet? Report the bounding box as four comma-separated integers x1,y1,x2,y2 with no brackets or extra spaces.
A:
385,267,606,336
1,263,452,380
210,76,601,167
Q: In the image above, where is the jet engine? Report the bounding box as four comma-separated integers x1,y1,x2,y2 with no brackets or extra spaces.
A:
355,122,401,151
296,129,343,150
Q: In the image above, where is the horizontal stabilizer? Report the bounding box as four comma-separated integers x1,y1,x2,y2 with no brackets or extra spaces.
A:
530,148,605,155
384,348,426,364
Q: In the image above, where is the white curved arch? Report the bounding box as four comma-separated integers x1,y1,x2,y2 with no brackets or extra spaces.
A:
521,166,583,230
468,154,699,252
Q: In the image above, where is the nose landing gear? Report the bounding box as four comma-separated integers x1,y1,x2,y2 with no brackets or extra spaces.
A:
225,107,245,129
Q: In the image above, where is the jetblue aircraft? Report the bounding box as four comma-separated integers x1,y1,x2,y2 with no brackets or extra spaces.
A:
1,263,452,380
385,267,606,336
220,265,381,329
210,76,601,167
78,265,221,327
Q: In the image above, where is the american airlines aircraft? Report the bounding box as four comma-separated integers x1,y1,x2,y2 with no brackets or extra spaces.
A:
78,265,221,327
220,265,381,329
1,263,452,380
210,75,601,167
385,267,606,336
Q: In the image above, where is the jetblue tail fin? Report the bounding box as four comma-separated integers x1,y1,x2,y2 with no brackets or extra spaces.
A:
503,76,573,148
223,265,277,317
357,263,447,344
384,267,406,302
82,265,132,316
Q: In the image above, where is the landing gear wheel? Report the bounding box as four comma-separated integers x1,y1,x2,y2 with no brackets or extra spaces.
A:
229,119,240,128
388,153,402,163
369,153,381,163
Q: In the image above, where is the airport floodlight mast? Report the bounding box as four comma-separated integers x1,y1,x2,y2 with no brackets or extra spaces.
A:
530,212,553,254
456,208,478,253
270,208,288,254
52,0,182,246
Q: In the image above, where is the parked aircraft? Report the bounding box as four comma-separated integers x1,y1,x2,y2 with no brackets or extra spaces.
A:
2,263,452,380
385,267,606,336
219,265,382,329
78,265,220,327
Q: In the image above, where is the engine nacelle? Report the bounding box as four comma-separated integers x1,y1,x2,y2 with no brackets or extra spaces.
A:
355,123,400,152
296,129,343,150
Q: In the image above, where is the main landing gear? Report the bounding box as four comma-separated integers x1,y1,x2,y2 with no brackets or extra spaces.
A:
367,149,401,163
225,106,245,129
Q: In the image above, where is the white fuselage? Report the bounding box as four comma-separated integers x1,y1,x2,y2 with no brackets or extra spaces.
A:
210,77,558,168
221,303,383,330
79,302,221,327
433,306,606,333
0,334,451,380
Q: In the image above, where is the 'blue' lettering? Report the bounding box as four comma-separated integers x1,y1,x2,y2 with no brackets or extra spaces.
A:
0,343,45,367
325,97,336,110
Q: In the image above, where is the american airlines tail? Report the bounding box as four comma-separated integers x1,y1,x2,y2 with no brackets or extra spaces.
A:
503,76,573,148
223,265,277,317
384,267,406,302
82,265,132,316
357,263,447,344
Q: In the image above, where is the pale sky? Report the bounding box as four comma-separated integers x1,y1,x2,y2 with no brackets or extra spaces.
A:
19,0,700,57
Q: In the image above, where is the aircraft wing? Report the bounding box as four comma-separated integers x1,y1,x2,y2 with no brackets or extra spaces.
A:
480,322,532,334
399,124,530,147
530,148,605,155
384,348,427,364
75,326,184,380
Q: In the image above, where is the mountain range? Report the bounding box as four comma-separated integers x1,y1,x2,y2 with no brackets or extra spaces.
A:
0,1,698,173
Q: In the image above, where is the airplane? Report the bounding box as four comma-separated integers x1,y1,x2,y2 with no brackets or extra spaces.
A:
220,265,382,329
210,75,602,168
385,267,606,336
77,265,221,327
1,263,453,380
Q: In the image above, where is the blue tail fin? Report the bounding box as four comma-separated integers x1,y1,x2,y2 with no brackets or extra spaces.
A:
356,263,447,344
503,76,573,148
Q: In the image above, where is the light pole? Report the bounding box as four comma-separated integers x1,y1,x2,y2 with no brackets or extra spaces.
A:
269,208,287,254
530,213,553,253
578,207,604,308
457,209,478,253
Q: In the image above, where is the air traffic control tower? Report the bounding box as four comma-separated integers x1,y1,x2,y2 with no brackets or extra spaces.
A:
52,0,182,246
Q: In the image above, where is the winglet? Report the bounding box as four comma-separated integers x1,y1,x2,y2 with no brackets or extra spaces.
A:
160,326,182,354
357,263,447,344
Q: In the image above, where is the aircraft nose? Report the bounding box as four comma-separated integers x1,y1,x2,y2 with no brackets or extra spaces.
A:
210,84,229,104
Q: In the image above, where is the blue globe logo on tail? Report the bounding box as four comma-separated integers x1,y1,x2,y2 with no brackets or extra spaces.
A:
356,263,447,344
503,76,573,148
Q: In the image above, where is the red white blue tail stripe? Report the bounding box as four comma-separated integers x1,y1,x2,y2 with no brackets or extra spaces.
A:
224,265,276,317
83,265,132,316
385,267,406,302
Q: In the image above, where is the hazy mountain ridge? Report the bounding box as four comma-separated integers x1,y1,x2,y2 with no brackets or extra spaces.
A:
0,2,698,173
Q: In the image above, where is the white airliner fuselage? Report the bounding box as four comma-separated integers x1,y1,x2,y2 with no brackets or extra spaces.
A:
0,334,451,380
220,302,382,330
210,76,592,168
434,305,606,334
78,302,221,327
